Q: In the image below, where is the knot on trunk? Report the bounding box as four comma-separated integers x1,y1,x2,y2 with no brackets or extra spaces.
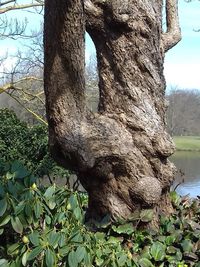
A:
131,177,162,206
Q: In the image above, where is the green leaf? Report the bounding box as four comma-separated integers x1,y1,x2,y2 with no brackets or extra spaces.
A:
117,253,127,266
68,251,78,267
140,209,154,223
166,246,177,254
68,194,78,210
45,249,55,267
112,223,134,235
138,258,154,267
48,199,56,210
59,246,70,256
0,215,10,227
29,231,40,246
0,198,7,217
6,172,14,180
165,235,176,246
107,236,121,244
71,232,83,243
0,228,4,235
25,203,32,218
48,231,60,249
83,250,91,266
95,257,104,266
181,239,193,252
0,259,9,267
141,246,151,260
170,191,181,206
11,216,23,234
44,186,55,199
15,201,26,215
11,161,29,179
34,201,42,219
76,246,86,263
58,233,66,247
22,251,30,266
73,207,82,220
150,241,166,261
7,243,20,255
45,215,51,225
28,246,43,261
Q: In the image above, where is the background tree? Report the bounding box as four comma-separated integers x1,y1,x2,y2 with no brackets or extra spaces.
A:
166,88,200,136
44,0,181,224
85,54,99,112
0,27,46,124
0,0,45,124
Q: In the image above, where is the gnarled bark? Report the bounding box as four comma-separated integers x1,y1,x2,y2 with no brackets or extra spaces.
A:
44,0,181,224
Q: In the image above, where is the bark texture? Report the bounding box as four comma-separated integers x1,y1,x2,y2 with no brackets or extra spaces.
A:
44,0,181,223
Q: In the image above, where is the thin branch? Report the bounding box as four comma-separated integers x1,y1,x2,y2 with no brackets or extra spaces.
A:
162,0,181,52
0,76,46,124
0,0,15,7
4,89,47,125
0,3,43,14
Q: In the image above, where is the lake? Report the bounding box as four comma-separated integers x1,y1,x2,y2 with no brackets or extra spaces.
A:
171,151,200,198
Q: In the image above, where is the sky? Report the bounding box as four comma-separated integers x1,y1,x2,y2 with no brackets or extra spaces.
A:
164,0,200,90
0,0,200,90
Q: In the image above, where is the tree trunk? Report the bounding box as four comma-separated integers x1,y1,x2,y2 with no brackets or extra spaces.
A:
44,0,181,225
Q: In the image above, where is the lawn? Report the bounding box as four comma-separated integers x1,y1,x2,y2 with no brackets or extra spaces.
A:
173,136,200,151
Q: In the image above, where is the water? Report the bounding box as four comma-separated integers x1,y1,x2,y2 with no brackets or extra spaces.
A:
171,151,200,198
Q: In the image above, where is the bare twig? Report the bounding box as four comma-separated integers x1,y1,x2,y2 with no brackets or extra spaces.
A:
0,3,43,14
0,0,15,7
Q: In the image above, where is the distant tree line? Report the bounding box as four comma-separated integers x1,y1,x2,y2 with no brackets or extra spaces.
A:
166,88,200,136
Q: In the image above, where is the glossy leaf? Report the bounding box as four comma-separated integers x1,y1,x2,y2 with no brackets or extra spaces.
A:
0,259,9,267
117,253,127,266
0,215,10,227
76,246,86,263
68,251,78,267
44,186,55,199
140,209,154,223
7,243,20,255
11,216,23,234
138,258,154,267
22,251,30,266
181,239,193,252
11,161,29,179
0,198,7,217
29,231,40,247
150,242,166,261
112,223,134,235
48,231,60,249
45,249,55,267
28,246,43,261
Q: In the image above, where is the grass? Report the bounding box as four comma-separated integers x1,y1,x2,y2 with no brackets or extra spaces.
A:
173,136,200,151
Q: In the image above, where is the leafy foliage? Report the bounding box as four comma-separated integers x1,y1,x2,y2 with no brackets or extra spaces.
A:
0,108,70,180
0,161,200,266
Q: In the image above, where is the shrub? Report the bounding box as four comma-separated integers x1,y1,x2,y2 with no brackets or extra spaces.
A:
0,161,200,266
0,109,70,181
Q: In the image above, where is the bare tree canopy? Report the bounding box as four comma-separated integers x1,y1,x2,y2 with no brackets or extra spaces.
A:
44,0,181,225
167,89,200,136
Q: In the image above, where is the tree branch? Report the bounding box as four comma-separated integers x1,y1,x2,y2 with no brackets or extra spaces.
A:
162,0,181,52
0,77,46,124
0,3,43,14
